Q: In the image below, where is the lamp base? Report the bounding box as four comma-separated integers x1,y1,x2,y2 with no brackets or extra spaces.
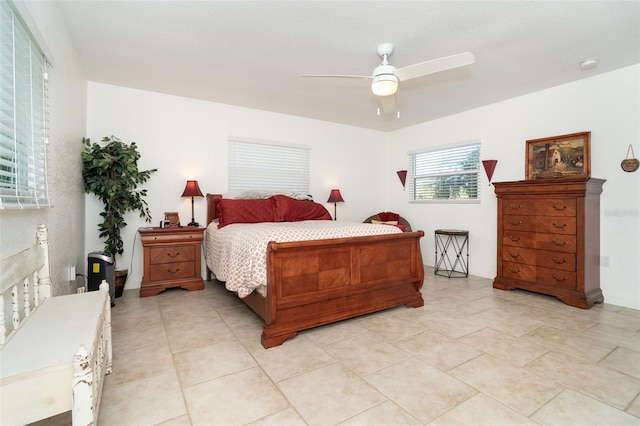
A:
187,221,199,227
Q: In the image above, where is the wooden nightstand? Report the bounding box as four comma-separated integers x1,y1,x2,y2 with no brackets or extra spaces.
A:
138,226,205,297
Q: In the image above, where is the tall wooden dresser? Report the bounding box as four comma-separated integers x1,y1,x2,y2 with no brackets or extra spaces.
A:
493,178,605,309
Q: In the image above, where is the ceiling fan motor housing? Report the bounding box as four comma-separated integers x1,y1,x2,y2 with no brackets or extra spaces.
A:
371,63,399,96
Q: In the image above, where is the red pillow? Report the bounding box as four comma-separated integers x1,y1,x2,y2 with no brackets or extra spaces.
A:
378,211,400,222
214,198,277,228
272,195,332,221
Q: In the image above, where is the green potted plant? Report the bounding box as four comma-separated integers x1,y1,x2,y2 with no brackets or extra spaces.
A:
82,136,157,297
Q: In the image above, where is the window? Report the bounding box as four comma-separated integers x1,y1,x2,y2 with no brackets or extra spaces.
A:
228,137,310,193
0,0,50,208
408,140,481,202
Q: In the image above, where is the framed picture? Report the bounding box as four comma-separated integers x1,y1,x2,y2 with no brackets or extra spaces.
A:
526,131,590,180
164,211,180,226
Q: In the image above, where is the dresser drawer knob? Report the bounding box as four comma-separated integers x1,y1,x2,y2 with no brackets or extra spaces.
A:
552,205,567,211
552,257,567,264
508,251,520,258
167,252,180,258
167,266,182,274
552,222,567,229
509,204,522,210
552,240,567,246
509,220,523,226
509,236,521,242
508,267,521,274
552,274,567,282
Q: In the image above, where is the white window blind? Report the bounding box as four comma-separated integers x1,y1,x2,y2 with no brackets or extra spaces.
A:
228,137,310,193
408,141,481,202
0,0,50,209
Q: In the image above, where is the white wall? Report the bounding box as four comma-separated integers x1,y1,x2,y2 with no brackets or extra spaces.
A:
0,1,87,296
388,65,640,309
85,83,388,290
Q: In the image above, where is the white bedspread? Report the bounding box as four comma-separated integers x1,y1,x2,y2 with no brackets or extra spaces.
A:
205,220,402,298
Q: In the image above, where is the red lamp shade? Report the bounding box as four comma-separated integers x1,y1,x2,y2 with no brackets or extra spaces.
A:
482,160,498,185
327,189,344,203
181,180,203,226
397,170,407,189
181,180,204,198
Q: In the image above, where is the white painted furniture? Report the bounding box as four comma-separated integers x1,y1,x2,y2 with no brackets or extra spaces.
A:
0,225,112,425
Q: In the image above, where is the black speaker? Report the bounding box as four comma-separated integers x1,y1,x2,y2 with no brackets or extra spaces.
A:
87,251,115,306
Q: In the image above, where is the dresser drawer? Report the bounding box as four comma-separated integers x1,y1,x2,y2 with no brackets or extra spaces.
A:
536,266,577,290
502,262,576,290
502,261,536,281
503,215,576,235
150,261,196,281
502,247,575,271
150,245,195,264
503,231,576,253
503,198,576,216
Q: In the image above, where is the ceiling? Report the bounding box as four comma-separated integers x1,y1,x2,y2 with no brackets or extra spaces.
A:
51,1,640,132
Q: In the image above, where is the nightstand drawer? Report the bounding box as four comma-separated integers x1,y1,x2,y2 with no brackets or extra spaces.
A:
150,261,196,281
150,245,195,264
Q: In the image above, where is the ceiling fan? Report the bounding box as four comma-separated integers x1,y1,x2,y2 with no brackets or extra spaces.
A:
303,43,475,113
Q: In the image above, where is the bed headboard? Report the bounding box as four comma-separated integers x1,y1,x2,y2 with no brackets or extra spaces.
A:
0,224,51,347
206,193,222,226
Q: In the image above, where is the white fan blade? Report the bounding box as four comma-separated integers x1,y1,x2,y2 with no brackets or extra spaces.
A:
396,52,475,81
301,74,371,80
379,94,396,114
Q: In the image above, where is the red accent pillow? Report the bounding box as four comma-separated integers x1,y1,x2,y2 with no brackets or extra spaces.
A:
214,198,277,228
378,211,400,222
272,195,332,222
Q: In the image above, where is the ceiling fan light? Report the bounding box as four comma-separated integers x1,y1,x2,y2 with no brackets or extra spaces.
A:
371,74,398,96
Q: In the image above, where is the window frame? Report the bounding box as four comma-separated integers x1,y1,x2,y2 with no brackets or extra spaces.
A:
407,140,482,204
227,136,311,194
0,0,51,209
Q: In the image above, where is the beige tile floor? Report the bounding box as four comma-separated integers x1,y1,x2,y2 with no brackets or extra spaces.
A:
36,268,640,425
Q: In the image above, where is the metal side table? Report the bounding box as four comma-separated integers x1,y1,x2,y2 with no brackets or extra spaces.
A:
434,229,469,278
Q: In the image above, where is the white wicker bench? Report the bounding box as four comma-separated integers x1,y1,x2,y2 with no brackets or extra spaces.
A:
0,225,112,425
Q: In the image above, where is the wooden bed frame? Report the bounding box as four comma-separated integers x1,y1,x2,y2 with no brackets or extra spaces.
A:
205,194,425,348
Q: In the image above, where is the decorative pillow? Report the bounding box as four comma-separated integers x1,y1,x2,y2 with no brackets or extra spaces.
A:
272,195,332,222
378,211,400,222
214,197,277,228
371,219,399,225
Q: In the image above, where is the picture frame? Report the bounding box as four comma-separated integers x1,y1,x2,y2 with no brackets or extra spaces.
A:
526,131,590,180
164,211,180,226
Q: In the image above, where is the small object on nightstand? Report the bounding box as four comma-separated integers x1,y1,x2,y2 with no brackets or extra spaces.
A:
164,212,180,226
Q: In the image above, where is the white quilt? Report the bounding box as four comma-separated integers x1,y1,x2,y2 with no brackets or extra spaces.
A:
205,220,402,298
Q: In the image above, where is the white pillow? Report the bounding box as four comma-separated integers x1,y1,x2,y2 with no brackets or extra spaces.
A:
223,189,312,200
371,219,399,225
